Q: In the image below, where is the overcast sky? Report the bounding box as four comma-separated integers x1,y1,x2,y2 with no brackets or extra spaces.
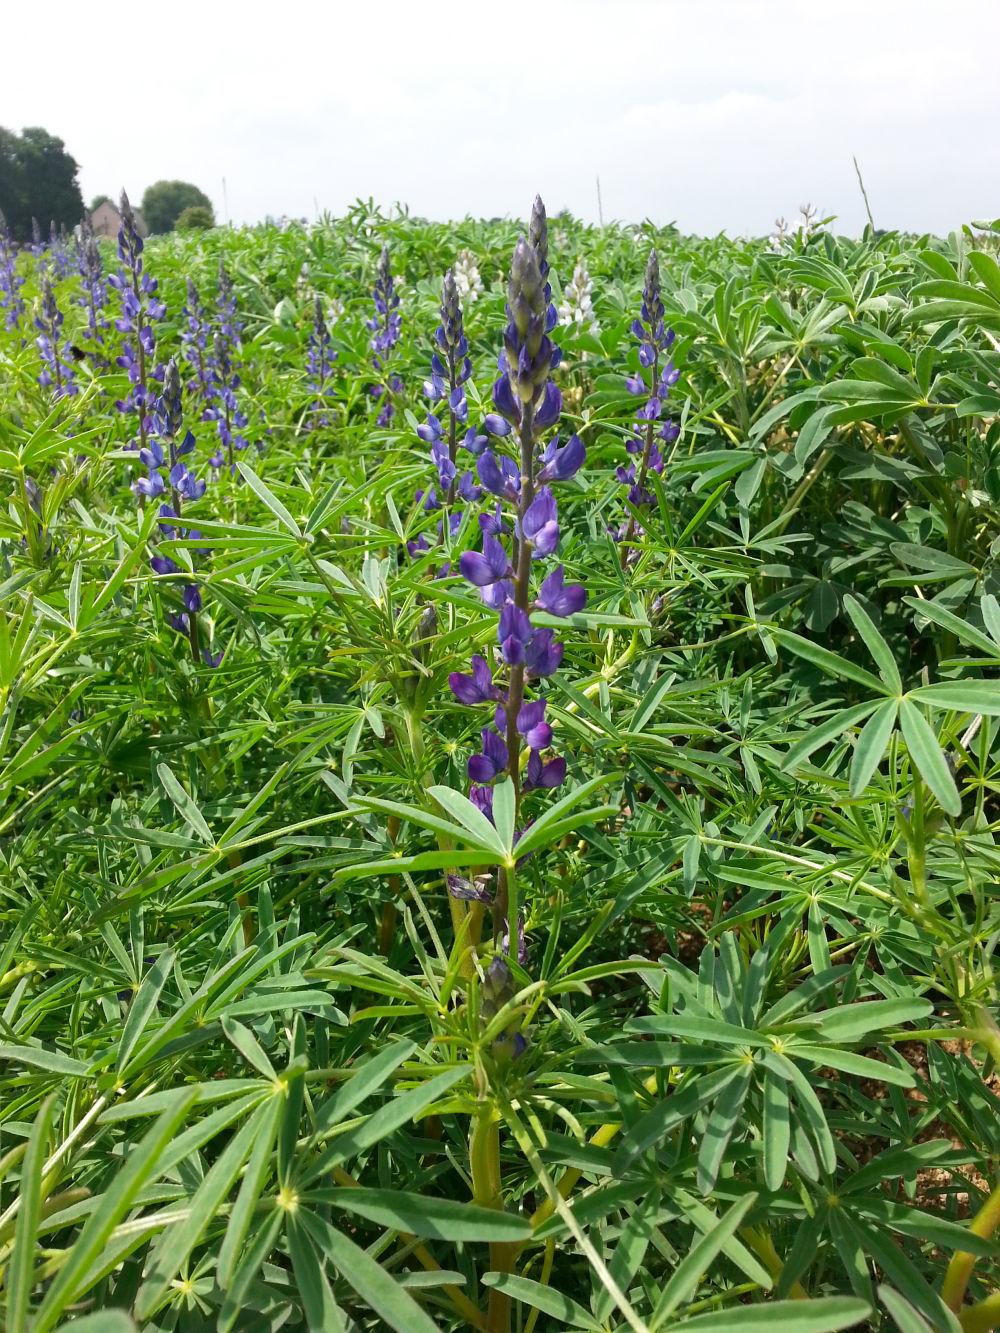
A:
6,0,999,236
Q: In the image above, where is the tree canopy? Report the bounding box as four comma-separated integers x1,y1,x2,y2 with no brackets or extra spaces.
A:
141,180,214,234
0,126,84,241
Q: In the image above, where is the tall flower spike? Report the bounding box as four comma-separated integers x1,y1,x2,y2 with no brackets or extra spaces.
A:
180,278,213,403
451,197,586,957
454,248,483,303
205,262,252,469
367,245,402,426
408,267,485,562
0,211,25,332
76,216,107,354
558,257,597,331
205,330,249,471
35,276,77,399
306,294,337,429
50,221,75,280
141,358,217,665
110,189,166,455
620,249,678,537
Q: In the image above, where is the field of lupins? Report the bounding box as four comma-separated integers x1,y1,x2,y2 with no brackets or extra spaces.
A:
1,192,1000,1333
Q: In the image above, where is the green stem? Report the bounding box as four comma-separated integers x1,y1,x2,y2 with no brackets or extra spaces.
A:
470,1103,511,1333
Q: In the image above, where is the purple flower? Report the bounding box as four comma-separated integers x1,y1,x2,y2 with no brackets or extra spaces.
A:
468,728,509,784
620,249,679,522
368,245,402,423
522,487,559,557
525,751,567,790
449,654,500,705
306,295,338,429
114,190,165,453
537,434,585,483
0,211,25,332
447,873,493,904
75,216,107,351
536,565,587,617
417,413,442,443
470,785,495,821
460,534,511,587
498,603,534,665
478,451,521,500
34,277,77,399
517,701,552,750
524,627,563,678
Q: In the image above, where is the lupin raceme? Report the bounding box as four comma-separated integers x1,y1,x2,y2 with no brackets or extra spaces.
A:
449,196,586,850
619,249,679,519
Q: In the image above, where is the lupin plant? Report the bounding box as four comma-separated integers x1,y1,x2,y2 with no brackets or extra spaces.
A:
415,267,479,512
450,198,586,950
50,221,75,280
454,245,483,302
558,255,597,330
134,358,213,662
29,216,45,262
179,277,214,403
215,256,242,362
205,329,250,471
205,260,252,469
0,209,25,331
34,275,78,399
619,248,679,534
75,215,107,352
367,243,403,425
306,293,336,427
110,189,166,454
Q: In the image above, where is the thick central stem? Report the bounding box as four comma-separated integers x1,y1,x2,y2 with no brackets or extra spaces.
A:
497,401,536,943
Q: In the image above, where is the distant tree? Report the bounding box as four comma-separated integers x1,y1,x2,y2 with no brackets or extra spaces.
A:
175,205,215,232
141,181,213,235
0,125,84,241
90,193,112,212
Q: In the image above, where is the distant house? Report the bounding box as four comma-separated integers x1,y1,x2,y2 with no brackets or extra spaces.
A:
89,200,147,239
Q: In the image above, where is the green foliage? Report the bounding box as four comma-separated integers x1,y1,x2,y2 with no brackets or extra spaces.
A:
0,124,84,239
175,205,215,232
0,202,999,1330
140,179,214,234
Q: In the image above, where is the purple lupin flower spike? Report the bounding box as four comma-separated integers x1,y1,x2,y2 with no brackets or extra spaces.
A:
204,329,249,472
408,267,484,561
29,218,45,263
0,211,26,332
450,197,587,955
215,257,243,363
75,216,107,356
142,358,218,666
203,259,253,468
109,190,166,456
180,278,214,404
307,295,337,428
367,245,402,426
620,250,679,541
34,275,78,399
50,221,75,281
